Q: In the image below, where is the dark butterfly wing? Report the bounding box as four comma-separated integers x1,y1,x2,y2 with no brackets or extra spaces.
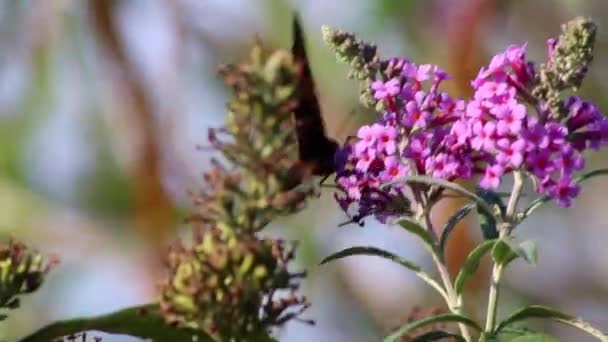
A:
292,15,338,176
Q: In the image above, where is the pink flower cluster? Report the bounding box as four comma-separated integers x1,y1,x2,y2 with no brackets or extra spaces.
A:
335,43,608,222
335,59,475,222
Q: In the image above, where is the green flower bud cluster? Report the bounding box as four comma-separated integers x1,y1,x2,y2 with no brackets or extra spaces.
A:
0,239,55,320
322,25,380,108
533,17,597,119
160,41,311,341
207,42,315,233
322,26,415,112
159,227,306,342
321,26,379,81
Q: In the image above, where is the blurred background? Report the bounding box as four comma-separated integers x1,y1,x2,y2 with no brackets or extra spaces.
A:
1,0,608,341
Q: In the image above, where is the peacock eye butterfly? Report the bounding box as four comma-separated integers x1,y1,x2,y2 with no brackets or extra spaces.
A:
288,15,339,187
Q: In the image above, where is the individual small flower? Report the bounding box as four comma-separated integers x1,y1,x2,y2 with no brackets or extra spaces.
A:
403,96,431,128
522,120,550,151
408,135,431,157
471,121,497,151
450,119,471,148
375,125,398,155
480,164,505,189
355,124,379,152
339,174,363,199
548,175,580,207
372,78,401,100
555,145,585,174
381,156,409,182
355,148,378,172
545,122,568,150
527,150,555,179
413,64,432,82
425,153,459,179
475,79,514,101
495,102,526,135
496,138,526,168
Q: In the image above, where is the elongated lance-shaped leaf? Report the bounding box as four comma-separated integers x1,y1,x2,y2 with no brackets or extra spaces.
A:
397,217,436,252
320,246,448,302
383,175,496,219
20,304,215,342
409,330,466,342
495,305,608,342
384,313,481,342
454,239,497,295
521,168,608,221
438,203,475,260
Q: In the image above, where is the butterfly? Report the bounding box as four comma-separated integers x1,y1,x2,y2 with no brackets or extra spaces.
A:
287,15,339,188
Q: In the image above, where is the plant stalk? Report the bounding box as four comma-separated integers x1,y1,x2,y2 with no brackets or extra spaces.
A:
484,171,524,335
423,211,473,342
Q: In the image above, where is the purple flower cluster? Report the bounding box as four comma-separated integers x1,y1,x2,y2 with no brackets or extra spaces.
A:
335,59,474,221
336,41,608,222
455,44,608,207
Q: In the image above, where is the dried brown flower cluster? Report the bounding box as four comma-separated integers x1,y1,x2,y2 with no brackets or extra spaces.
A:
160,40,314,341
0,238,56,320
160,226,307,340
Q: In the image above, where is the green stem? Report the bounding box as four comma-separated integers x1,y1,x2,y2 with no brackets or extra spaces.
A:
484,261,504,334
505,171,524,224
484,171,524,335
423,212,473,342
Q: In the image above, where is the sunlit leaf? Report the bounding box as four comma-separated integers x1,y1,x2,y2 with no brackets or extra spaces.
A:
495,305,608,342
454,239,497,294
384,313,481,342
397,217,435,251
492,239,537,266
321,246,448,301
20,304,214,342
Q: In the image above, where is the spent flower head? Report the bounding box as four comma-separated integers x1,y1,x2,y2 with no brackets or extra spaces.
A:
159,227,307,341
161,39,313,340
201,41,320,233
0,238,56,320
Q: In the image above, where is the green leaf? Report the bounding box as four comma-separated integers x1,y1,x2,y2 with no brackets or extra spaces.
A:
495,305,608,342
438,203,475,259
409,330,466,342
320,246,448,301
384,313,481,342
507,333,560,342
384,175,495,217
454,239,497,294
20,304,215,342
397,217,435,250
521,168,608,220
492,239,537,266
